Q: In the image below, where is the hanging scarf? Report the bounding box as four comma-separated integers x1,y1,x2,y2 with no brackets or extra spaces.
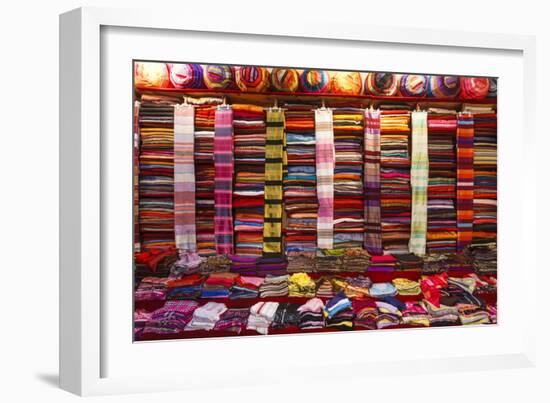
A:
409,111,429,255
214,106,234,254
363,109,383,254
315,108,335,249
263,109,285,255
456,112,474,251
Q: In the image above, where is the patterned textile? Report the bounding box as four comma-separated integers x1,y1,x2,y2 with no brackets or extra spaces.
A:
263,109,285,255
315,108,335,249
409,111,429,255
133,101,141,252
174,104,196,252
456,112,475,251
363,109,383,254
214,106,234,254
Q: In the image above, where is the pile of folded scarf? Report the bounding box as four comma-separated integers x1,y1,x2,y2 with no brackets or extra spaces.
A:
134,309,153,338
368,254,398,273
315,249,344,272
323,291,352,321
170,252,205,277
352,298,379,330
134,247,179,280
332,108,365,249
199,254,231,273
284,104,318,253
341,248,371,271
297,298,325,330
143,300,199,335
288,272,316,297
457,303,490,325
379,109,411,253
185,302,228,331
422,253,450,274
200,272,238,298
256,256,288,276
422,300,460,326
212,308,250,334
166,273,204,300
247,301,279,334
272,303,301,328
369,282,398,298
194,105,217,256
426,108,458,252
392,277,421,295
401,301,430,326
287,251,316,273
315,276,336,298
394,253,423,271
230,254,259,276
343,276,372,297
230,275,264,299
134,277,169,301
375,300,402,328
232,104,266,256
259,274,289,297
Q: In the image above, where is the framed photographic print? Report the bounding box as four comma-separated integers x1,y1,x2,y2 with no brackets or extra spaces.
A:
60,6,537,396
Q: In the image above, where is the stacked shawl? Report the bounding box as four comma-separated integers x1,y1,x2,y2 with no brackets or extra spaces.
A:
185,302,227,331
143,300,199,335
298,298,325,329
247,301,279,334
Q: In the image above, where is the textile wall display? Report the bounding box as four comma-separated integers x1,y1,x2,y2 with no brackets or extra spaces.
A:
133,61,498,341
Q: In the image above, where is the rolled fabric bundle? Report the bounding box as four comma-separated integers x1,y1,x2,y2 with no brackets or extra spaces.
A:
235,66,270,92
365,72,398,96
460,77,490,99
168,63,204,89
204,64,234,90
134,62,170,88
488,77,498,98
300,69,331,93
427,75,460,98
271,67,299,92
400,74,428,97
331,71,362,95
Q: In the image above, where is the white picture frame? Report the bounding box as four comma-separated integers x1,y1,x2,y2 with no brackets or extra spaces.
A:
60,6,538,396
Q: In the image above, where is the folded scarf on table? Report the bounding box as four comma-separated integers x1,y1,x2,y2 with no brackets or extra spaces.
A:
323,291,352,319
185,302,227,331
247,301,280,334
213,308,250,333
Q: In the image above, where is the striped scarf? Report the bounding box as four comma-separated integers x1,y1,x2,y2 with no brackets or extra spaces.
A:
174,104,197,252
315,108,335,249
363,109,382,254
214,107,234,254
409,111,429,255
456,112,474,252
263,109,285,255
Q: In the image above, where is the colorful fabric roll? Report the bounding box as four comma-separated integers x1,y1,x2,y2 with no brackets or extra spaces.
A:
263,109,286,255
300,69,331,93
204,64,234,90
135,62,170,89
363,109,383,254
456,112,475,251
331,71,362,95
460,77,490,99
409,111,429,255
214,106,234,254
270,68,299,92
169,63,204,89
427,75,460,98
400,74,428,97
315,108,335,249
365,73,398,96
235,66,270,92
174,104,196,252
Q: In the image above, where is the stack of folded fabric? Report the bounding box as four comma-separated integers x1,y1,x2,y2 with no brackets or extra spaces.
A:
185,302,228,331
134,277,169,301
298,298,325,330
401,302,430,326
134,309,153,338
288,272,316,297
344,276,372,298
375,300,402,328
427,109,458,252
199,254,231,273
315,276,336,298
379,109,411,253
287,251,316,273
392,277,421,296
332,107,365,249
420,272,449,306
256,256,288,276
464,243,497,274
138,95,179,250
166,274,205,300
134,247,179,280
259,274,289,297
212,308,250,334
486,305,498,324
352,298,379,330
194,105,217,256
368,255,398,273
341,248,371,272
323,291,352,318
272,303,301,329
422,253,450,274
230,275,264,299
200,272,239,299
230,255,259,276
457,303,490,325
284,104,318,253
143,300,199,335
232,104,266,256
170,252,205,277
439,283,483,307
394,253,423,271
247,301,279,335
315,249,344,272
422,300,460,326
470,108,497,247
369,282,398,298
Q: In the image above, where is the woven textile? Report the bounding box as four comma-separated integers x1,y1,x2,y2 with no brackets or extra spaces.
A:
363,109,382,254
174,104,197,251
456,112,474,251
409,111,429,255
133,101,141,251
315,108,335,249
263,109,285,255
214,106,235,254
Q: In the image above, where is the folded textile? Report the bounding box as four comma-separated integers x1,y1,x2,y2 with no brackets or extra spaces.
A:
298,297,325,329
392,277,421,295
288,272,316,297
185,302,227,331
143,300,199,334
259,274,289,297
272,303,301,328
369,282,398,298
323,291,352,319
247,301,280,334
